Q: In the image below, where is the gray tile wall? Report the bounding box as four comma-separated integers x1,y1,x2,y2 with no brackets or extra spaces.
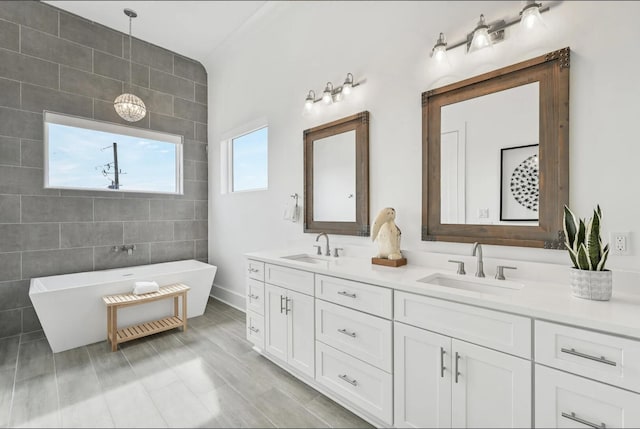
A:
0,1,209,338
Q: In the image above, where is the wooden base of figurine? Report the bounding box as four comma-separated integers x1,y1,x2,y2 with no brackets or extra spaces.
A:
371,257,407,267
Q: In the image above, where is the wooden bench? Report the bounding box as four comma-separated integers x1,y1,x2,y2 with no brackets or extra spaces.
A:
102,283,190,352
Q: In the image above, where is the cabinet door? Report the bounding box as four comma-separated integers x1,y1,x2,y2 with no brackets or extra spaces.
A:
451,340,531,428
535,364,640,428
394,322,452,428
265,284,287,362
287,289,315,378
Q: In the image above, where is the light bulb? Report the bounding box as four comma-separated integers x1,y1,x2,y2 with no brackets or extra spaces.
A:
322,82,333,104
431,33,448,62
520,2,545,30
342,73,354,95
469,15,492,53
304,90,315,110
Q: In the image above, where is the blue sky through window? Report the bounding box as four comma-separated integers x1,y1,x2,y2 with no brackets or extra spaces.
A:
47,123,178,193
232,126,268,192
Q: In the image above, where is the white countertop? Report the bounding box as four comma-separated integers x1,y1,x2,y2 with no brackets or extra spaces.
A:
246,249,640,341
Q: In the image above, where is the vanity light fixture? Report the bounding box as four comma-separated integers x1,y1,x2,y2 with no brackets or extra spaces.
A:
304,73,362,111
114,8,146,122
431,2,550,62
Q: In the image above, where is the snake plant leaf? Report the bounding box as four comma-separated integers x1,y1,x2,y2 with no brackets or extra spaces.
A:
576,219,586,253
576,243,591,270
587,209,602,269
567,247,579,269
563,206,578,250
596,244,610,271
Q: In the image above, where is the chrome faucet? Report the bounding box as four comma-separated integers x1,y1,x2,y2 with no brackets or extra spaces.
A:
471,242,485,278
316,233,330,256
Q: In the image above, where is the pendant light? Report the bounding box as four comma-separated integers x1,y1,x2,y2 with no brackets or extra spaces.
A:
520,1,545,30
114,8,147,122
469,14,492,53
431,33,448,62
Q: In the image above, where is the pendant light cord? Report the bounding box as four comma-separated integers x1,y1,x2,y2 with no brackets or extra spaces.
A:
128,15,132,93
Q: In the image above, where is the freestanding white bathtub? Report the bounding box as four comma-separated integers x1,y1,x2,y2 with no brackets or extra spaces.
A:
29,260,217,353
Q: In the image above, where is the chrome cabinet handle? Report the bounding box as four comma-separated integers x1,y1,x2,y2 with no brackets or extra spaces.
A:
247,267,259,273
455,352,461,383
561,347,617,366
280,295,285,314
337,291,357,298
561,412,606,429
338,374,358,386
440,347,446,378
337,328,356,338
285,297,291,315
247,293,259,300
249,326,260,333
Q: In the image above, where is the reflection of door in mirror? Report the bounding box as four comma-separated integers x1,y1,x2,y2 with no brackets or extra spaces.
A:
440,82,539,226
313,130,356,222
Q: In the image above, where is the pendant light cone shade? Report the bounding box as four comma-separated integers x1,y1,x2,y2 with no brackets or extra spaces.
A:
432,33,448,62
115,8,146,122
520,2,545,30
342,73,354,95
304,90,315,110
469,14,492,52
322,82,333,104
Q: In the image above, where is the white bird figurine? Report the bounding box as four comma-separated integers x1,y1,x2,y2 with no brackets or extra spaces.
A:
372,207,403,260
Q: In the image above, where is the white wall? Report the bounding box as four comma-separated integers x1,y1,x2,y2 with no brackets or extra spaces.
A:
205,1,640,305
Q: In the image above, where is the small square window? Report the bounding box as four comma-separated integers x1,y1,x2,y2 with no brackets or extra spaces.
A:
228,126,268,192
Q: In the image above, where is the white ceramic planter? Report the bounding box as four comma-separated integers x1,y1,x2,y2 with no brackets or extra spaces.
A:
569,268,612,301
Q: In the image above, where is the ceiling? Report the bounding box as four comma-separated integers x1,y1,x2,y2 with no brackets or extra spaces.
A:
46,1,268,64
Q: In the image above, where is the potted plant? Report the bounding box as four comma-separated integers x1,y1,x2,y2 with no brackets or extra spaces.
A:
563,205,612,300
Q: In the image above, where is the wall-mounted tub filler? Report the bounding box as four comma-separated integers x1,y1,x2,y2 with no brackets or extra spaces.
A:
112,244,137,255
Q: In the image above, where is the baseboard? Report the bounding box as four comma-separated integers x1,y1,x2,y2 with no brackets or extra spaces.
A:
210,283,246,312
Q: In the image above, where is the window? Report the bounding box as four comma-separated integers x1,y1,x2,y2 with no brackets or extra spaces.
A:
225,126,268,193
44,111,183,194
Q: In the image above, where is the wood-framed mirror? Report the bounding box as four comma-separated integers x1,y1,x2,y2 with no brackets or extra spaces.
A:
422,47,570,248
304,111,370,236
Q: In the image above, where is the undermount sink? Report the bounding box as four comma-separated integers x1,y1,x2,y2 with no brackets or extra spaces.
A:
281,253,330,264
418,273,524,295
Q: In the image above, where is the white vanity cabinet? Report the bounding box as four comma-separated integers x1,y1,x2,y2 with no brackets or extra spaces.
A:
394,292,532,428
246,260,266,350
263,267,315,378
534,320,640,428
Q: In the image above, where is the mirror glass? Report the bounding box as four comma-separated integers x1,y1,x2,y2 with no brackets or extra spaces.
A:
440,82,539,226
44,111,183,195
313,130,356,222
304,111,369,236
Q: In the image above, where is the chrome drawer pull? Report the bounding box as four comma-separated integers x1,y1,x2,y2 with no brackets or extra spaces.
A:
440,347,446,378
455,352,461,383
285,297,291,315
337,328,356,338
247,267,259,273
338,374,358,386
561,412,606,429
560,347,617,366
249,326,260,333
337,291,357,298
280,295,286,314
247,293,260,300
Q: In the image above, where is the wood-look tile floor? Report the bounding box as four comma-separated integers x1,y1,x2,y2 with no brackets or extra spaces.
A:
0,298,373,428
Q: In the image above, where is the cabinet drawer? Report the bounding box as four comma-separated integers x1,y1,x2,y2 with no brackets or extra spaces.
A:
316,300,392,372
246,279,264,315
315,274,392,319
535,364,640,428
247,260,265,281
265,264,314,296
315,341,392,425
535,320,640,392
395,291,531,358
246,311,264,350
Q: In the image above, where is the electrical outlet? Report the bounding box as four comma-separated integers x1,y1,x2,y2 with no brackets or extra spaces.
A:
610,232,631,255
478,208,489,219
